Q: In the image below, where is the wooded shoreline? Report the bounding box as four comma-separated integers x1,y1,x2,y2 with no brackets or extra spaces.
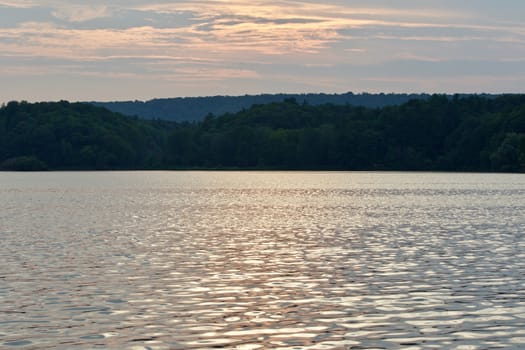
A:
2,94,525,172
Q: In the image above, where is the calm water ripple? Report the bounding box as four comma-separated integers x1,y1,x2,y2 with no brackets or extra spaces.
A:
1,171,525,349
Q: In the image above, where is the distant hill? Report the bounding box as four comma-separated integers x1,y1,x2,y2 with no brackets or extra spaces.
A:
92,92,435,122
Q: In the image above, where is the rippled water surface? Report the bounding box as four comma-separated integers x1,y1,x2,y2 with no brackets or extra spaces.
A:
1,171,525,349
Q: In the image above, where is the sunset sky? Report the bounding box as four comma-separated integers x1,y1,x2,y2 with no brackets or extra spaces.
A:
1,0,525,102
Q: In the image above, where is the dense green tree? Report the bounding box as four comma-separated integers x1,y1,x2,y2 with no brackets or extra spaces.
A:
2,95,525,172
0,101,173,170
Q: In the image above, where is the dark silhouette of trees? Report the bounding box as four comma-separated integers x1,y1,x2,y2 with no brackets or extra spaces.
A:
2,94,525,172
0,101,170,170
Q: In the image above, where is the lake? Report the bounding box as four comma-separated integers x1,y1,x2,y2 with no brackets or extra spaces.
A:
1,171,525,349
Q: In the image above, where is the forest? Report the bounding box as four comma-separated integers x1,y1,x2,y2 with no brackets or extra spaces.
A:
1,94,525,172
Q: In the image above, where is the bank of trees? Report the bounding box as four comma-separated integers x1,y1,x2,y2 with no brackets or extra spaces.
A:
0,101,169,170
1,95,525,171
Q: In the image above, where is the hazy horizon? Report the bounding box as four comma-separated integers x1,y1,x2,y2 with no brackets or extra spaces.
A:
1,1,525,103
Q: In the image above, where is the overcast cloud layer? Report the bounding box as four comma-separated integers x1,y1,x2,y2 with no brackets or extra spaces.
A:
1,0,525,102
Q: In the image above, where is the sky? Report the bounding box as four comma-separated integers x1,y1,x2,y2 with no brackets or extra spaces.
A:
1,0,525,103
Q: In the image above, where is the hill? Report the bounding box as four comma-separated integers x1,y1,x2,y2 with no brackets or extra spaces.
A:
0,101,172,170
92,92,434,122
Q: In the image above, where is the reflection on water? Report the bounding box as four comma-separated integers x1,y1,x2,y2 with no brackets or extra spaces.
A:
1,171,525,349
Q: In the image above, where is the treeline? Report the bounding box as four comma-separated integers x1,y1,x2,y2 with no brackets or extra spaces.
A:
0,101,170,170
93,92,435,122
2,95,525,172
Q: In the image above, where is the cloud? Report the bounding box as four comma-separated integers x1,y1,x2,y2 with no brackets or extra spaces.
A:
0,0,34,8
0,1,521,65
1,0,525,102
51,5,112,22
2,1,520,61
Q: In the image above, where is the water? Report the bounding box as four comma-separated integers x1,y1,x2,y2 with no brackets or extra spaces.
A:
1,171,525,349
